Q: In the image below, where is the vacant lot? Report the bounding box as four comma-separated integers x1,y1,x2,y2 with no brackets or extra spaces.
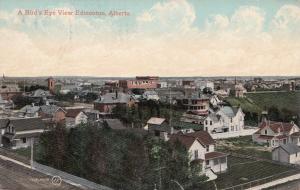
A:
216,136,271,160
246,91,300,112
199,156,298,190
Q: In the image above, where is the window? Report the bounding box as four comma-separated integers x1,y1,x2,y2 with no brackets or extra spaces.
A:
205,120,208,125
206,160,209,165
230,118,233,123
296,153,298,157
210,121,212,125
194,150,198,159
206,146,209,152
265,130,267,135
213,159,219,166
22,138,26,143
205,127,208,132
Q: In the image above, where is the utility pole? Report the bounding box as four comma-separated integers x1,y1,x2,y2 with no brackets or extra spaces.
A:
30,138,34,168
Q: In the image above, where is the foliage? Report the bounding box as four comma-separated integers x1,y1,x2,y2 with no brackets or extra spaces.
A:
11,95,35,109
112,100,184,128
36,124,206,190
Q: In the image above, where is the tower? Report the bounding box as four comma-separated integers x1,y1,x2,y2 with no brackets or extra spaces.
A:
46,77,55,94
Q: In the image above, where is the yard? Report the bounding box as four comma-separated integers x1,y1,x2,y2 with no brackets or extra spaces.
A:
216,136,271,160
246,91,300,113
198,156,298,190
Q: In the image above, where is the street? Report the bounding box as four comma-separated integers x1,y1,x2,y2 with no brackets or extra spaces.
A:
0,158,82,190
269,180,300,190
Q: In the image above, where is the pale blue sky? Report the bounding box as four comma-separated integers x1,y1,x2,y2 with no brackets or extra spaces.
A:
0,0,300,76
1,0,299,32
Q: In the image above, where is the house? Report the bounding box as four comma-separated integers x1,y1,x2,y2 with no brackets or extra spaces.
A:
234,84,246,98
19,105,40,118
94,91,135,113
0,117,45,149
272,143,300,164
169,131,228,175
0,95,14,109
252,120,300,147
39,105,66,123
204,106,245,135
65,108,101,128
65,108,86,128
145,117,173,141
181,93,210,116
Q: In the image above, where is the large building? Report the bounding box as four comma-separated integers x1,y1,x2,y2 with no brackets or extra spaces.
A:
119,76,159,90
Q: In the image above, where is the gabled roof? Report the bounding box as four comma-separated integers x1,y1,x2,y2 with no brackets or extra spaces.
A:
169,135,197,149
275,143,300,155
169,131,215,150
205,152,228,160
218,106,236,117
258,120,297,134
94,92,131,104
65,108,85,118
6,117,45,132
185,131,215,145
147,117,166,125
40,105,66,116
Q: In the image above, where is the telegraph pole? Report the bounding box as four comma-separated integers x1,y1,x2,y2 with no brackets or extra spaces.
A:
30,138,34,168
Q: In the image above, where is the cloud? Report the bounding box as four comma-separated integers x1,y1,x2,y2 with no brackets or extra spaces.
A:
136,0,196,34
271,5,300,37
0,1,300,77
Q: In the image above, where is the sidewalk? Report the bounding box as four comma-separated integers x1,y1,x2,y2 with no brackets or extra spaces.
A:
247,173,300,190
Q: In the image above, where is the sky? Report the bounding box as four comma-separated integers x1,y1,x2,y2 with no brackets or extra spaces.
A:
0,0,300,77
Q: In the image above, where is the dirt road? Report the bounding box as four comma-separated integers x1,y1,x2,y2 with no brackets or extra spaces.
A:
0,158,82,190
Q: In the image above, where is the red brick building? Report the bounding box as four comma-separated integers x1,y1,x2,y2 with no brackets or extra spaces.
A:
119,76,159,90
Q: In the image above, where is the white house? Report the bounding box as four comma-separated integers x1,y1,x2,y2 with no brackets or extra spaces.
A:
0,117,45,149
204,106,245,135
169,131,228,175
252,120,300,148
272,143,300,164
65,108,100,128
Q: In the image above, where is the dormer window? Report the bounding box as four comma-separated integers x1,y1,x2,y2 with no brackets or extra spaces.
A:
265,130,267,135
206,146,209,152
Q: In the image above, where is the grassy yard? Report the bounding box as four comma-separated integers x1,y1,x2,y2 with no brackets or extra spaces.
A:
216,136,271,160
225,97,262,114
199,156,297,190
246,91,300,112
11,147,31,158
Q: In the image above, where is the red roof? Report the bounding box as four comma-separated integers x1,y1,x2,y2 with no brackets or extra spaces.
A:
258,121,297,134
185,131,215,145
205,152,227,160
169,131,215,149
275,135,288,140
66,108,84,118
169,135,196,149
